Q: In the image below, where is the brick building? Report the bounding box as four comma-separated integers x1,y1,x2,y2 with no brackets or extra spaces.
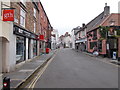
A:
86,4,120,59
38,2,53,54
0,0,52,73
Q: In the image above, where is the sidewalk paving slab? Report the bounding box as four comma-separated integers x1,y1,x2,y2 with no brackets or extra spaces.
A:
2,50,56,88
74,49,120,66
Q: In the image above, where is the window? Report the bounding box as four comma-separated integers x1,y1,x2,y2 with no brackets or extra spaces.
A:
90,42,97,49
34,22,36,33
98,40,102,52
20,8,26,27
93,30,97,40
34,8,36,18
16,36,25,63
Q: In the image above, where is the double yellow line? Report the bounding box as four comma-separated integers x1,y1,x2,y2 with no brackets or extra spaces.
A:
28,54,56,89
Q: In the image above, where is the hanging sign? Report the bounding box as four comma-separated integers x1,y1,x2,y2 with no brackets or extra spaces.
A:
39,35,44,40
2,9,14,21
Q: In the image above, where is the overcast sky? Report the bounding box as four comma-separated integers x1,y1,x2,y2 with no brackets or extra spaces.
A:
40,0,119,36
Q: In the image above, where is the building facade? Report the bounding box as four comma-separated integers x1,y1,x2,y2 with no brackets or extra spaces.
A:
0,0,52,74
75,24,87,51
60,32,72,48
86,4,110,55
38,2,53,54
86,4,120,59
71,27,79,49
51,29,59,50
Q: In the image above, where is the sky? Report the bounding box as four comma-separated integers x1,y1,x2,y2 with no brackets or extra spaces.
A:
40,0,120,36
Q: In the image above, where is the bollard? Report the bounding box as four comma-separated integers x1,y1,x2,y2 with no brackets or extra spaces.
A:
3,77,10,90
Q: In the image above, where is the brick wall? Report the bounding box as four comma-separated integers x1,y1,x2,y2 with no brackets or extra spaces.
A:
11,2,20,26
26,2,34,32
38,2,49,40
11,2,39,34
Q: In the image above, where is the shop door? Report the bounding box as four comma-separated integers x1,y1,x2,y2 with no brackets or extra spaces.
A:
16,36,25,63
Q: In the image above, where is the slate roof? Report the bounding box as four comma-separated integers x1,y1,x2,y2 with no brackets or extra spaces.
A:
86,12,108,32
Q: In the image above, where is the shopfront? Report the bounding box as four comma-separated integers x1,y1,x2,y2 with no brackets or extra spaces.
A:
14,25,38,63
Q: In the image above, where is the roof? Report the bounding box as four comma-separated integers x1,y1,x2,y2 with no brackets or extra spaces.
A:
86,13,120,33
72,26,81,35
86,5,110,32
100,13,120,26
86,12,108,32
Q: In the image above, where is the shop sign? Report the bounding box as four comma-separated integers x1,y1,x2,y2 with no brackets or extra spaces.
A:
39,35,44,40
14,26,36,39
2,9,14,21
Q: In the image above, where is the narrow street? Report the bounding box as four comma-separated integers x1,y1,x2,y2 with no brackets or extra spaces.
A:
34,48,118,88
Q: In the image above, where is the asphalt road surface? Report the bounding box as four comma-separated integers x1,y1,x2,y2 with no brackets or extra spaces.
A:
34,48,118,88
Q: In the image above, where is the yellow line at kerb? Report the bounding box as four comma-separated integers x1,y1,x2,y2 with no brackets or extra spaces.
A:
28,54,56,89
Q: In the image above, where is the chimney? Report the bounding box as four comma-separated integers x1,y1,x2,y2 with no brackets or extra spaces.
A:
82,23,85,28
104,3,110,17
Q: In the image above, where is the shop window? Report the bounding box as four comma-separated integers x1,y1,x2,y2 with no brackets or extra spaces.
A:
90,42,97,49
93,30,97,40
98,40,102,52
109,39,117,49
16,36,25,63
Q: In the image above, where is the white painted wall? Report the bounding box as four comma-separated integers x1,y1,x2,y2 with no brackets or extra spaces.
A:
80,29,86,38
71,30,75,49
0,1,16,73
51,29,59,49
63,35,72,48
1,21,16,72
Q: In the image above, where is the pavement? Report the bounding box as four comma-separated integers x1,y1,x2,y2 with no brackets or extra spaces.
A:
2,49,57,89
74,49,120,65
81,51,120,65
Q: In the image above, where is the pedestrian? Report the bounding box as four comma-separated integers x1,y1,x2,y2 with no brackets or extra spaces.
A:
93,45,99,56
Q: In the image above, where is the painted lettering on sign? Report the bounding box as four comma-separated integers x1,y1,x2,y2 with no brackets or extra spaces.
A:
2,9,14,21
